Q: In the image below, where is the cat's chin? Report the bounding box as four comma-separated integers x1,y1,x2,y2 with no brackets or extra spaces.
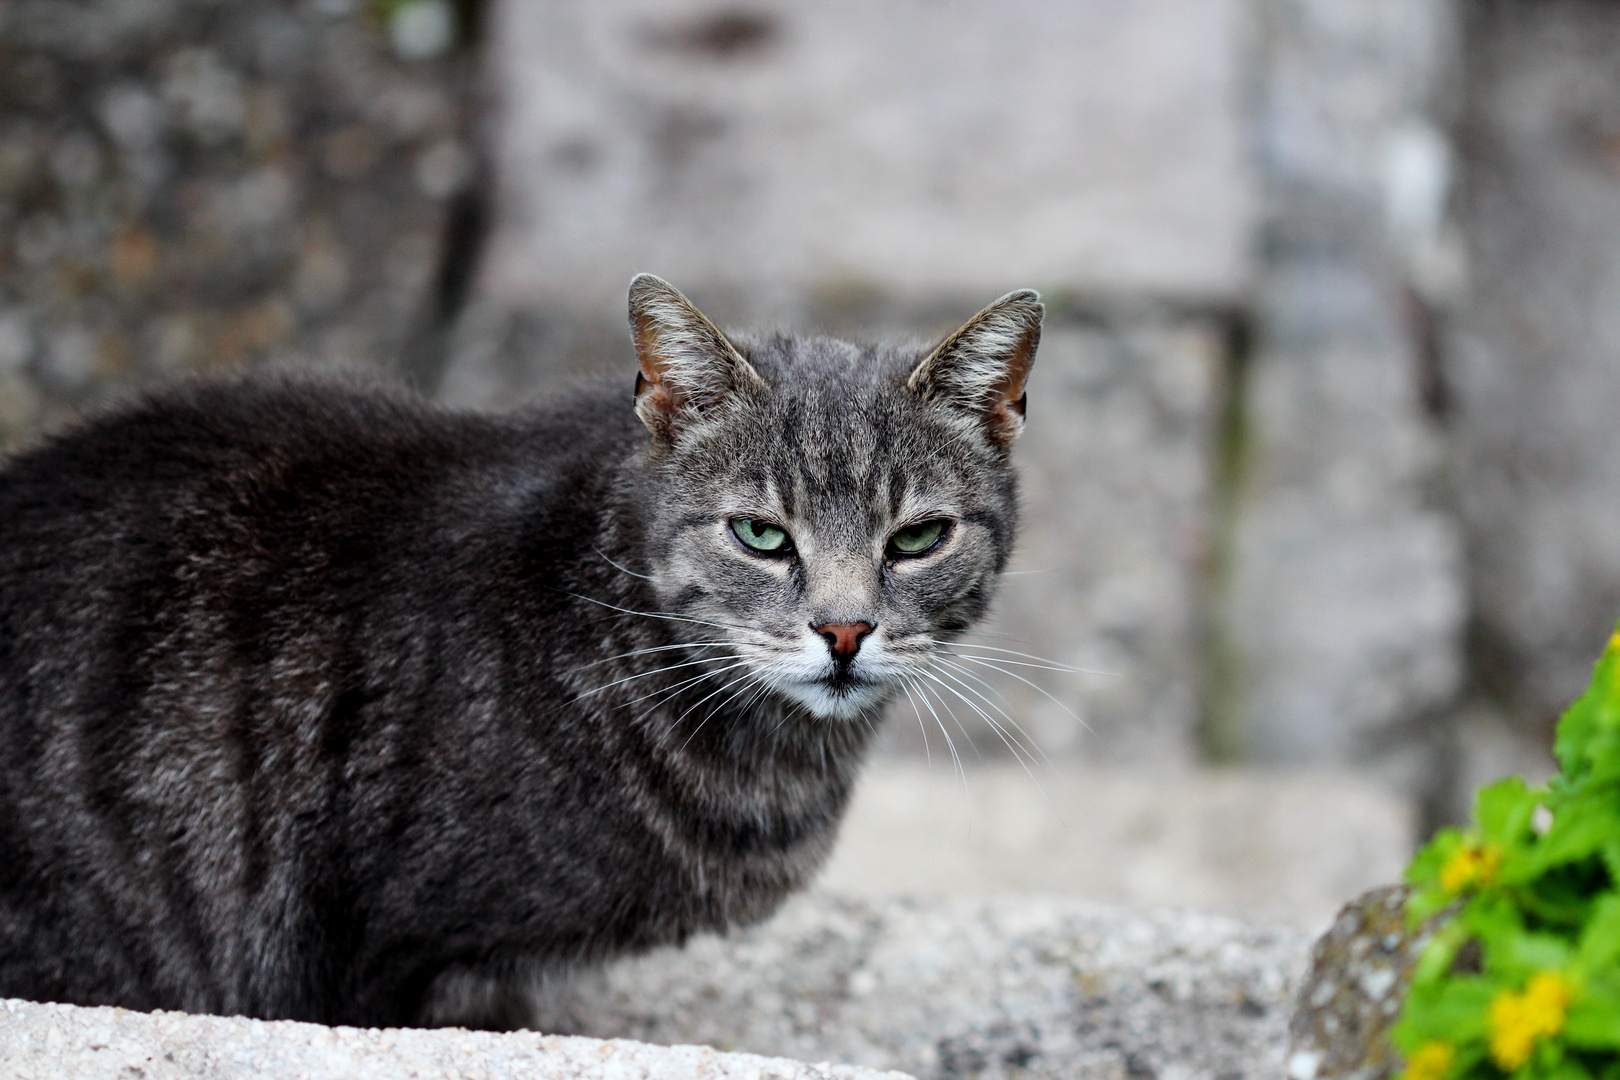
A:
774,678,892,722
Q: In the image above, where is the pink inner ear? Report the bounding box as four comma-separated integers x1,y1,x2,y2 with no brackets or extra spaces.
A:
643,381,678,414
991,344,1035,408
979,342,1035,443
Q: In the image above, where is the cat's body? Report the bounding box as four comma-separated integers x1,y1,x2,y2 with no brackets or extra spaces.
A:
0,277,1040,1027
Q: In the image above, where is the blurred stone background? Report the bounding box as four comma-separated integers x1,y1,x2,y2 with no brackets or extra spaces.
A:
4,0,1619,918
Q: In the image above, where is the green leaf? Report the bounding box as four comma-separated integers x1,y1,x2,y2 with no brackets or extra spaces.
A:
1543,1058,1596,1080
1396,623,1620,1075
1409,917,1476,989
1393,974,1496,1047
1583,736,1620,789
1530,798,1620,875
1478,776,1539,844
1601,842,1620,887
1486,931,1573,978
1465,892,1526,940
1558,628,1620,775
1565,985,1620,1050
1576,897,1620,974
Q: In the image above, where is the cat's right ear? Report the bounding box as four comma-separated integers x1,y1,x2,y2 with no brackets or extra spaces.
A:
907,289,1043,447
629,274,765,448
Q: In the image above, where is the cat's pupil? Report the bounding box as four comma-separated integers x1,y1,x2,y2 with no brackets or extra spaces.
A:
889,519,947,556
731,517,790,553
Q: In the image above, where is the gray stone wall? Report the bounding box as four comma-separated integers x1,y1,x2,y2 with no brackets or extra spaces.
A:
0,0,481,450
1448,0,1620,762
5,0,1620,815
1216,0,1467,786
474,0,1253,314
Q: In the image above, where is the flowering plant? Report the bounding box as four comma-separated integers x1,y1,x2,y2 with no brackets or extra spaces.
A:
1395,625,1620,1079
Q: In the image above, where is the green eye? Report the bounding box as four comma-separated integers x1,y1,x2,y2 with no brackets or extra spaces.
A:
888,519,949,556
731,518,792,554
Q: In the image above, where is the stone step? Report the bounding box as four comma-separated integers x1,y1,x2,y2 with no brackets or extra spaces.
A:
821,762,1415,931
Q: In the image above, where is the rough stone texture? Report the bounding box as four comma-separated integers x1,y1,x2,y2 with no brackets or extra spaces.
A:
0,997,908,1080
0,0,479,450
1220,0,1468,780
0,896,1311,1080
1448,0,1620,746
532,893,1313,1080
820,762,1414,933
476,0,1254,314
6,0,1619,804
1284,886,1442,1080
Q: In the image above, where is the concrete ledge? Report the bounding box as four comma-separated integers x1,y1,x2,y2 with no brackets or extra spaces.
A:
0,895,1312,1080
0,997,913,1080
536,894,1312,1080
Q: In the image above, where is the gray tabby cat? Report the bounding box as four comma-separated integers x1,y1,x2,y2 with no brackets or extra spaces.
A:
0,274,1041,1028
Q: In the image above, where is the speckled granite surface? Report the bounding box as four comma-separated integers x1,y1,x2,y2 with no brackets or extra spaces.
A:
0,996,911,1080
0,893,1312,1080
533,893,1312,1080
1285,886,1446,1080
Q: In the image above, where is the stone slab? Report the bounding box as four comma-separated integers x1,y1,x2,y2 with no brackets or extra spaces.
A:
820,762,1415,932
1220,0,1467,775
533,893,1312,1080
478,0,1253,310
1450,1,1620,732
0,996,910,1080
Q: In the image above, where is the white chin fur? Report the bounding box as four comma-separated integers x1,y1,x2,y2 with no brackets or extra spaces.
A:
774,678,890,720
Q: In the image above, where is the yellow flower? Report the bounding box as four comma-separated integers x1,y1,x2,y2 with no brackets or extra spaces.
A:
1489,971,1574,1071
1439,841,1502,894
1402,1040,1454,1080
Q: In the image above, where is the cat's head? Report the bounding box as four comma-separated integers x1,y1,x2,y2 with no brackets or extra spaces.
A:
627,274,1041,721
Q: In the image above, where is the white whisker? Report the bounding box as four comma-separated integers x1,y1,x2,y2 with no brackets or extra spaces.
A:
920,665,1045,790
593,547,653,581
575,652,741,698
938,647,1090,674
897,677,932,774
670,668,763,747
941,641,1112,675
569,592,756,637
913,672,979,769
620,660,752,709
947,653,1096,738
933,658,1056,775
568,640,737,672
905,673,966,788
680,671,766,751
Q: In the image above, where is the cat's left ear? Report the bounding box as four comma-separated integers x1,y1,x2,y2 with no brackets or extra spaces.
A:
629,273,765,448
906,289,1043,446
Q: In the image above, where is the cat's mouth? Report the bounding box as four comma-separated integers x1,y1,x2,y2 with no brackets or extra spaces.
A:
823,666,867,694
772,667,892,720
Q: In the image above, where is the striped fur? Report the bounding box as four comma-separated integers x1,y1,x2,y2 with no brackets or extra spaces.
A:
0,278,1040,1028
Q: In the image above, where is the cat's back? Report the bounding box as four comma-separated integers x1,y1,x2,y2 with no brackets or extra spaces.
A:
0,373,630,561
0,372,638,723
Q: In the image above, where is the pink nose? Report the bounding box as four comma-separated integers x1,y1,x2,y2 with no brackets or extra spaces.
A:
815,622,873,660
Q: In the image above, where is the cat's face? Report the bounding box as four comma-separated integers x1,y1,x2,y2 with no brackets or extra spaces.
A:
629,276,1041,721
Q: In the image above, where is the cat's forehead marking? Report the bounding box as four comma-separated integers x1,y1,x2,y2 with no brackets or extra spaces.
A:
687,333,999,548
